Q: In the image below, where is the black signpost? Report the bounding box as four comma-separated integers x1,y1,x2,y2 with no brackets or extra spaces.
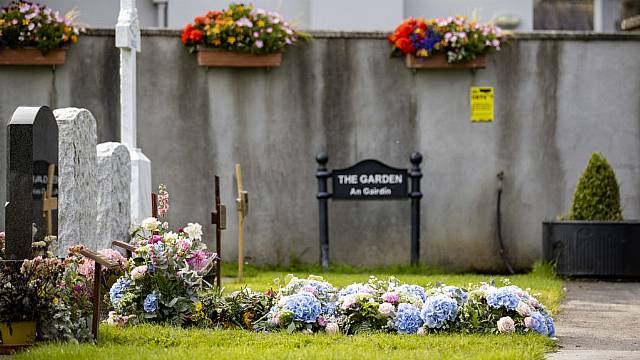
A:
316,152,423,269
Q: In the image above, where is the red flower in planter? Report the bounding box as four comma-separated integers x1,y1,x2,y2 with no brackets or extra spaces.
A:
189,29,203,42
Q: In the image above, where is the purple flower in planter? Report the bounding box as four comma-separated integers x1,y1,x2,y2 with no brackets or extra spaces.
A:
255,40,264,48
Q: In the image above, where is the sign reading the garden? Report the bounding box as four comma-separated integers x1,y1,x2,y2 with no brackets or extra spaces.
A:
332,160,408,200
317,153,423,269
470,87,494,122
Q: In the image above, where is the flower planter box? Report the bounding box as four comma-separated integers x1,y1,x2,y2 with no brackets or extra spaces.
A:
0,48,66,66
405,53,486,70
0,321,36,346
542,221,640,277
196,48,281,68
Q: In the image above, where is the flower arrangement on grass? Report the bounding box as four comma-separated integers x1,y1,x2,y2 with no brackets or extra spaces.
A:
16,249,94,343
256,275,338,333
181,3,306,54
457,281,555,337
195,287,275,329
108,218,217,325
388,16,506,64
0,1,82,54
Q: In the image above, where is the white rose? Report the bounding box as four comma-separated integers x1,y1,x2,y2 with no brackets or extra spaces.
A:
141,217,160,231
378,302,394,316
184,223,203,240
325,323,339,334
497,316,516,333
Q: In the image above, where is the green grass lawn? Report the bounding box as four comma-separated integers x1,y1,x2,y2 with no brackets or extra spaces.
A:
12,264,563,360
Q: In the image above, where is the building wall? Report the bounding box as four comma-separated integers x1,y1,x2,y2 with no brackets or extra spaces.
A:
1,30,639,271
0,0,534,30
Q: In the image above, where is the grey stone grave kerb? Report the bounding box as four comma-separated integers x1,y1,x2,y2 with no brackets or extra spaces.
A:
5,106,58,260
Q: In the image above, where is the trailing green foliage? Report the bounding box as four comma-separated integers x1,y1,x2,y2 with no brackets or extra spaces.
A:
567,152,623,221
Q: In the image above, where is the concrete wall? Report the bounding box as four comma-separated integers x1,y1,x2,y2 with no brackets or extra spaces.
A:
1,30,639,271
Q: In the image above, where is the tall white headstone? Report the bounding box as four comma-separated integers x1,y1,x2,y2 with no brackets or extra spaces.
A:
53,108,97,257
116,0,152,224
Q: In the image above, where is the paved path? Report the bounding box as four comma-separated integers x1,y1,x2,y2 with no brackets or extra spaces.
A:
547,281,640,360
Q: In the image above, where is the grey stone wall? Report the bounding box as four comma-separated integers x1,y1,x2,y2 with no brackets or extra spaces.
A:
1,30,639,271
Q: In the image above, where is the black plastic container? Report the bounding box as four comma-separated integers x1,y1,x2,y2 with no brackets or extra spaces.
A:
543,221,640,277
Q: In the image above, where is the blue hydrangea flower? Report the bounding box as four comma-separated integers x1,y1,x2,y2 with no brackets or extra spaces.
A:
395,284,427,303
282,293,321,323
395,303,423,334
303,280,336,294
322,301,337,316
337,284,374,299
487,287,521,310
443,286,469,304
109,278,131,306
527,311,549,336
421,294,458,329
143,293,159,313
545,314,555,337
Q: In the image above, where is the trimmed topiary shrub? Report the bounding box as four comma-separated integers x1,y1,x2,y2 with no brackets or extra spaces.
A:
567,152,623,221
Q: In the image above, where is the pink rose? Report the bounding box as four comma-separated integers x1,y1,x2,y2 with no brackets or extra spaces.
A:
341,296,357,310
497,316,515,333
516,301,531,317
131,265,148,280
271,313,281,326
524,317,534,328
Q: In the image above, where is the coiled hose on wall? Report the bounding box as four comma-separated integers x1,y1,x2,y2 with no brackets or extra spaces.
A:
497,171,515,274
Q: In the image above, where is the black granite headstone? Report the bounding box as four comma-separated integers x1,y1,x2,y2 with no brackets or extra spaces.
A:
5,106,58,260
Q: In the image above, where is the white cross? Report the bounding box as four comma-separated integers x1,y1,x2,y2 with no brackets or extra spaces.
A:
116,0,151,223
116,0,141,148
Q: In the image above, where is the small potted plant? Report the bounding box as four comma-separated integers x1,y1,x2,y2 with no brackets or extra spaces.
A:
0,1,82,66
181,3,307,68
388,16,506,70
543,152,640,277
0,263,38,346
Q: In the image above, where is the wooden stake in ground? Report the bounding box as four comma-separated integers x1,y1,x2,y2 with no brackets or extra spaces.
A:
210,175,226,287
235,164,248,281
42,164,58,236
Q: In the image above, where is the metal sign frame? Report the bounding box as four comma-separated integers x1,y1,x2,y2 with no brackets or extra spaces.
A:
316,152,423,269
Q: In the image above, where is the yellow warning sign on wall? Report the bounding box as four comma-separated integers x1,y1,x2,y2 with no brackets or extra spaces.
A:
470,87,494,122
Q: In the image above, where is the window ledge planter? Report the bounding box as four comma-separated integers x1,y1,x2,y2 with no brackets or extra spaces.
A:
0,48,66,66
543,220,640,277
405,53,486,70
196,47,281,68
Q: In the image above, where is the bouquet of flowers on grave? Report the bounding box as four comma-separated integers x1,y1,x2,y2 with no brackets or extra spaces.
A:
255,275,338,333
108,218,217,326
194,287,275,329
19,251,94,342
456,280,555,337
181,3,307,55
388,16,506,64
0,1,82,54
